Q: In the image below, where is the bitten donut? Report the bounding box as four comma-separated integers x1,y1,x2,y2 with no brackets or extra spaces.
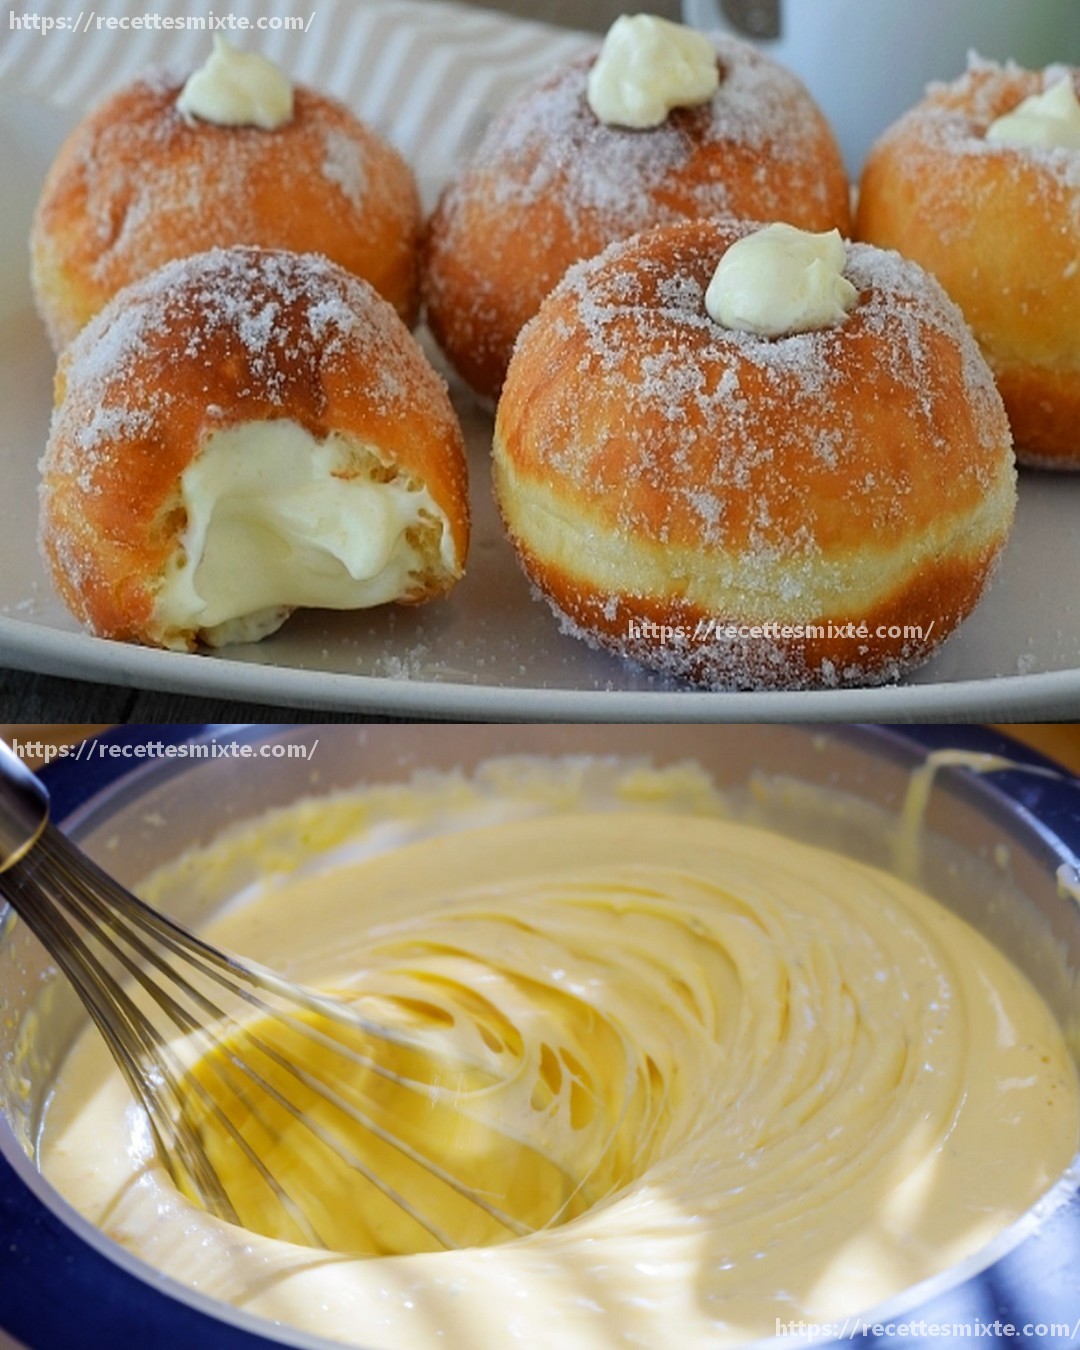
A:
40,247,469,651
424,17,850,403
493,219,1016,692
855,58,1080,468
31,38,423,349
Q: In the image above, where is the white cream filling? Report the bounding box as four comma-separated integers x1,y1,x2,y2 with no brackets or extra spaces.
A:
177,36,294,130
705,222,858,337
586,14,719,130
152,420,456,647
35,762,1080,1350
986,74,1080,150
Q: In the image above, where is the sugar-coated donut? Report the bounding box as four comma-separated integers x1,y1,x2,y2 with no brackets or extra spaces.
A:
31,70,423,350
40,247,469,651
493,219,1016,692
855,58,1080,469
424,32,851,404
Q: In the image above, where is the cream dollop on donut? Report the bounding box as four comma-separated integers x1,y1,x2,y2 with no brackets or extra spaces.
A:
39,248,469,651
177,36,294,129
985,74,1080,149
705,223,858,336
586,14,719,129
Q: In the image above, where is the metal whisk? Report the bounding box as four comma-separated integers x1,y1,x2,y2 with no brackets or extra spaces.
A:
0,742,592,1255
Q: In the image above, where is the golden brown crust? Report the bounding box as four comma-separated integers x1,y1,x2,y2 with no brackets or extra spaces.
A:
40,248,469,648
854,60,1080,468
31,75,422,349
493,219,1016,691
505,531,1005,692
424,36,850,404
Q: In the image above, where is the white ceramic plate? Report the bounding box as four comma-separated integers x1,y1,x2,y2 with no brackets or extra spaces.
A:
2,85,1080,721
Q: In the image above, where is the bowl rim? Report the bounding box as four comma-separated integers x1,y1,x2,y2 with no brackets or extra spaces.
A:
3,721,1080,1350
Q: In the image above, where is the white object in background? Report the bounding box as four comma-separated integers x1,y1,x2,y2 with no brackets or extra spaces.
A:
681,0,1080,175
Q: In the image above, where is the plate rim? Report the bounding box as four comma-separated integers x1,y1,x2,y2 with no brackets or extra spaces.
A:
4,614,1080,720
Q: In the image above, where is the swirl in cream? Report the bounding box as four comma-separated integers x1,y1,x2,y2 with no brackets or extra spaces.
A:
37,765,1079,1347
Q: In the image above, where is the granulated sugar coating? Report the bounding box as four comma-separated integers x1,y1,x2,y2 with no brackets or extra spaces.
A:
48,249,435,474
39,247,469,649
30,71,422,348
424,32,850,402
855,57,1080,469
493,219,1017,692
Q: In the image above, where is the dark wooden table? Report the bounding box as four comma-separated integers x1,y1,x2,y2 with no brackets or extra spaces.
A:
0,666,425,724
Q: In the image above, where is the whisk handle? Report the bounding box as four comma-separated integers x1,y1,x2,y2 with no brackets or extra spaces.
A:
0,741,50,873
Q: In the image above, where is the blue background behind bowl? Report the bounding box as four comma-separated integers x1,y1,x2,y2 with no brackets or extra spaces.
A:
2,724,1080,1349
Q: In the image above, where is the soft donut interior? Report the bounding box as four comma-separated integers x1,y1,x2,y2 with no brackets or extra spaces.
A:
152,420,457,648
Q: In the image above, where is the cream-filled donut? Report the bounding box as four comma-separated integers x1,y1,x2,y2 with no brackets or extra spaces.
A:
855,58,1080,469
31,39,423,349
424,21,851,403
493,219,1016,691
39,247,469,650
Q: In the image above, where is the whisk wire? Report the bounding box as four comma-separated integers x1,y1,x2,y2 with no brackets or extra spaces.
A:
2,847,240,1222
38,828,544,1242
2,821,568,1250
59,836,509,1095
18,828,463,1248
222,1025,536,1244
12,820,326,1236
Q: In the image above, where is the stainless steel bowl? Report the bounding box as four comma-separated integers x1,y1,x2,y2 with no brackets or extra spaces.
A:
2,724,1080,1350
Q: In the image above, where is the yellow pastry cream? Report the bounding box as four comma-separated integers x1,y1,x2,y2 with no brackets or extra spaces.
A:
36,760,1080,1348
